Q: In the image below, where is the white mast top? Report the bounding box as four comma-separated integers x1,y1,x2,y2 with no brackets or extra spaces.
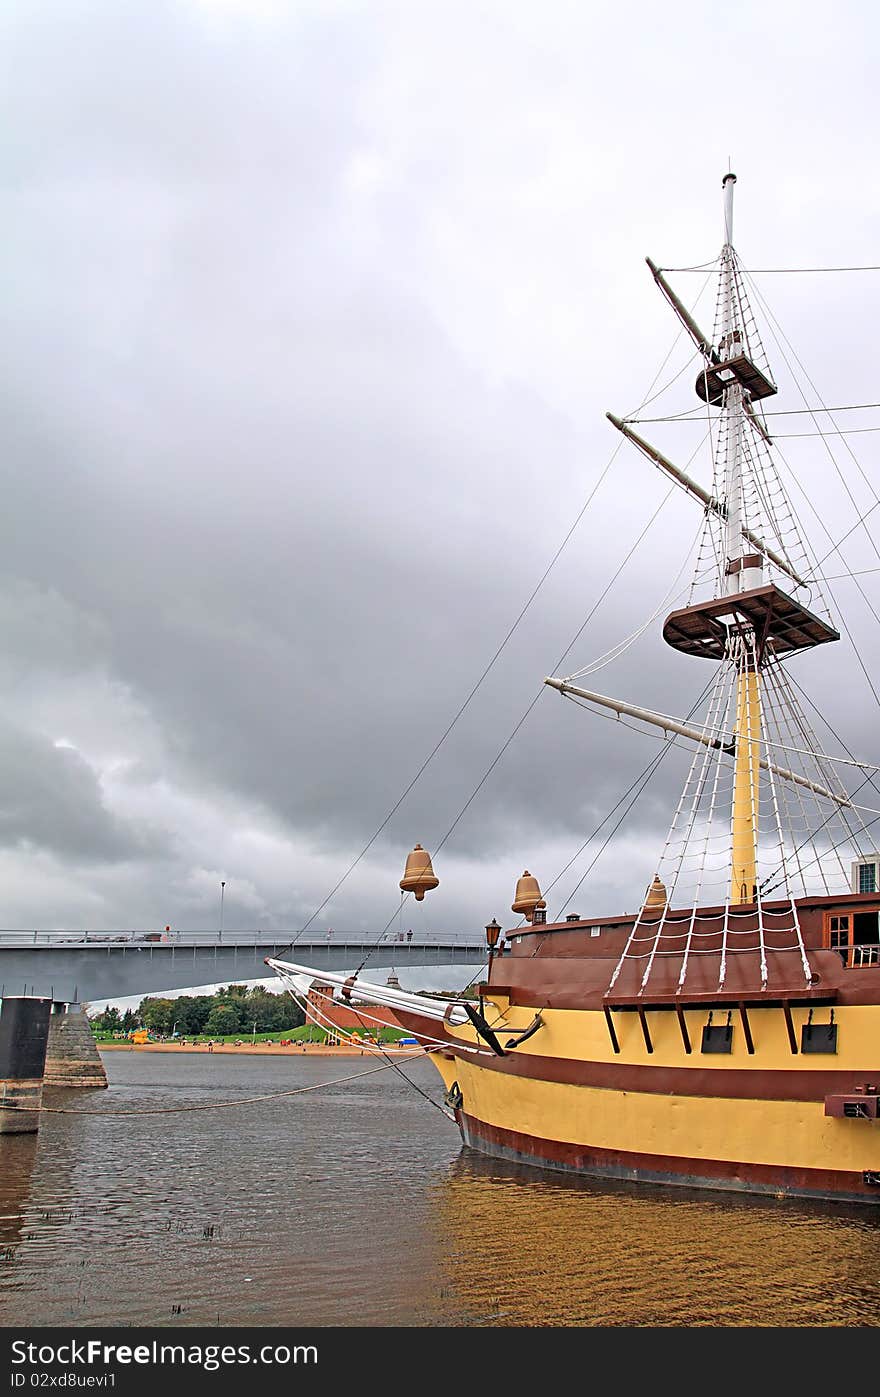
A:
722,171,736,247
717,171,761,592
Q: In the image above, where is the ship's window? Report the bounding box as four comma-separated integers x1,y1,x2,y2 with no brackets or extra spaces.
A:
852,910,880,965
802,1021,838,1053
859,863,877,893
826,909,880,966
701,1022,733,1054
829,915,850,965
590,927,601,937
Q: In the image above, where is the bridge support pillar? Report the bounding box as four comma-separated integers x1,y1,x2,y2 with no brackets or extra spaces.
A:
0,996,53,1133
44,1003,108,1090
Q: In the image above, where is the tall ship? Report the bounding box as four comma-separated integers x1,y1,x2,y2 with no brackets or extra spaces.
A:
270,174,880,1205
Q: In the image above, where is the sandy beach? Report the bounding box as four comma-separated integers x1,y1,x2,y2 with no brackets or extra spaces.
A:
99,1041,420,1057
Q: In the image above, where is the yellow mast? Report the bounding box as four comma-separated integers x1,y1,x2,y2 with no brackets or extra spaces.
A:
732,663,760,903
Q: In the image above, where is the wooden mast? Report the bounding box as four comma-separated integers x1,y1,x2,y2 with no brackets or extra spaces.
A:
717,173,761,904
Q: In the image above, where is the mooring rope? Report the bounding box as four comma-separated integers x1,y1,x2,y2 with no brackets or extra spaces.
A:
0,1057,421,1115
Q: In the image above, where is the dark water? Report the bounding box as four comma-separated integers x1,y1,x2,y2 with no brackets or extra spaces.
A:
1,1050,879,1328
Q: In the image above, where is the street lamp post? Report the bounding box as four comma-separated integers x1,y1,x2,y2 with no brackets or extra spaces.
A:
219,881,226,942
252,1019,258,1043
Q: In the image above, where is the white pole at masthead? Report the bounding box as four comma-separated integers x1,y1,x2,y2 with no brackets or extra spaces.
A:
723,170,736,247
718,171,759,594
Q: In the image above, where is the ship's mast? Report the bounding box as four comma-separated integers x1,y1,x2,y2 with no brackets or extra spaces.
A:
550,173,862,990
717,173,762,904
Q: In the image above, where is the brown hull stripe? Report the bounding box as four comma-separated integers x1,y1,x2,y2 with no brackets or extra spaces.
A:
394,1010,877,1102
458,1112,880,1204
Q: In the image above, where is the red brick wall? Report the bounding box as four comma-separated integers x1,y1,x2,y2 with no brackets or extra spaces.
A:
307,987,403,1032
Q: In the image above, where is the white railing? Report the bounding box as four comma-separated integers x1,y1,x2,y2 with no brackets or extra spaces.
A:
0,928,486,949
847,942,880,968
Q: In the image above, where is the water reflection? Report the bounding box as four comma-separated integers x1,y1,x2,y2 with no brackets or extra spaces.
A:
0,1132,39,1262
432,1151,880,1326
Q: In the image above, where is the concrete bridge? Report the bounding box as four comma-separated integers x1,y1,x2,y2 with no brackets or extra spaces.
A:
0,929,489,1003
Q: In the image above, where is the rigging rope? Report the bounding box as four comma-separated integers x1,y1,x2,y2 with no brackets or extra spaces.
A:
564,472,707,681
275,989,460,1114
630,402,880,422
550,679,714,921
770,442,880,714
660,264,880,274
744,271,880,564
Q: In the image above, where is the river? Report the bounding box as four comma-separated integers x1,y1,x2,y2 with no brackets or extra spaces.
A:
1,1050,879,1328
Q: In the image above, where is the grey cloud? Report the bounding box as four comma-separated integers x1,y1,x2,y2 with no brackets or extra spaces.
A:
0,720,169,862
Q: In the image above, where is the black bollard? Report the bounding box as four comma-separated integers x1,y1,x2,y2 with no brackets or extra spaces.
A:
0,996,53,1133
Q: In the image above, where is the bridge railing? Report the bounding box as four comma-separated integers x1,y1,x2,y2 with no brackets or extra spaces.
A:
0,928,487,949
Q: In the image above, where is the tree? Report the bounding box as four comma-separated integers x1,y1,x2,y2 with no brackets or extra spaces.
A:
246,990,304,1031
88,987,302,1039
89,1006,121,1032
139,997,176,1034
203,1003,244,1037
175,995,213,1036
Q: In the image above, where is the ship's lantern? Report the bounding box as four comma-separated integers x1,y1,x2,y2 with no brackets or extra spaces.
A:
399,844,439,901
485,919,502,951
512,870,543,921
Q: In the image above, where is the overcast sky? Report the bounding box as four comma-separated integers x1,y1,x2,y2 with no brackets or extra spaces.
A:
3,1,880,998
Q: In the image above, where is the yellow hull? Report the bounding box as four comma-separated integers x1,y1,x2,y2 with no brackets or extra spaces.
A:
420,999,880,1203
